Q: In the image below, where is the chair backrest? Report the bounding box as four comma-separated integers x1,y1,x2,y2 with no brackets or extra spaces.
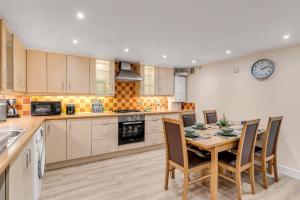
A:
203,110,218,124
182,114,196,127
237,119,260,167
263,116,283,157
162,117,188,168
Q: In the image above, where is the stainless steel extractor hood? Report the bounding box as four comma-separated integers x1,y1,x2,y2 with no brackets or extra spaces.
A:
115,61,143,81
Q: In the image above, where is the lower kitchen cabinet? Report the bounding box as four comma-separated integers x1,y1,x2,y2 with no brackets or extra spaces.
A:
67,119,92,160
91,117,118,155
145,132,164,146
45,120,67,163
8,138,34,200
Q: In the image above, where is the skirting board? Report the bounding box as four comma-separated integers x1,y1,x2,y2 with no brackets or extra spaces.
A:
278,164,300,180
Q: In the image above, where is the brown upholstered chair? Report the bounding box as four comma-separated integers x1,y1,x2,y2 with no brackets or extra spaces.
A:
254,116,283,189
203,110,218,124
162,117,211,200
218,119,260,200
181,113,196,127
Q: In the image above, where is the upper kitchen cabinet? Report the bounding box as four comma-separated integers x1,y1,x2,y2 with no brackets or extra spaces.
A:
27,50,47,93
158,67,174,96
174,75,186,102
0,20,14,91
92,59,115,96
13,35,26,92
137,65,158,96
47,53,67,93
67,55,90,94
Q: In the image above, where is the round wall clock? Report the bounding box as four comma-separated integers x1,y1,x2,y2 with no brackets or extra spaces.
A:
251,59,275,80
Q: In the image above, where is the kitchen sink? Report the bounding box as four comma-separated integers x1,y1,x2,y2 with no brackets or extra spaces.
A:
0,128,26,152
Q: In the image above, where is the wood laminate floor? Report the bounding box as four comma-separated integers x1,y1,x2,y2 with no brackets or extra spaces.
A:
41,149,300,200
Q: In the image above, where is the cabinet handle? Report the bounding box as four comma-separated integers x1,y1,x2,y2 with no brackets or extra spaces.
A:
27,149,31,165
18,76,21,87
69,123,71,131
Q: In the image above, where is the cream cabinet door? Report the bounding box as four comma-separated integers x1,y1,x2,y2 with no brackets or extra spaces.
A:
67,55,90,94
13,35,26,92
158,67,174,96
8,150,25,200
47,53,67,93
67,119,92,160
27,50,47,93
140,65,159,96
45,120,67,163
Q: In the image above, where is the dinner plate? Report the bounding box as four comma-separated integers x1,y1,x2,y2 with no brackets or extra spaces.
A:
185,133,199,138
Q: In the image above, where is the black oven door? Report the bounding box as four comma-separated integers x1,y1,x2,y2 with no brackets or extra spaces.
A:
118,121,145,145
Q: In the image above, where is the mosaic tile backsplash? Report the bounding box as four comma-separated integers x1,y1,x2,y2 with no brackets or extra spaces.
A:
1,82,195,116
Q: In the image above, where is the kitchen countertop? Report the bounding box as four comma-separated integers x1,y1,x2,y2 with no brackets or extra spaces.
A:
0,109,194,174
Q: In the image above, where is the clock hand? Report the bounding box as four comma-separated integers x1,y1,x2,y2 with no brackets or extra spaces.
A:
261,66,270,70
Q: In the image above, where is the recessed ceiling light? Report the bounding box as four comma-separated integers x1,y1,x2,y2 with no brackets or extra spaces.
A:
225,50,231,54
76,12,85,19
124,48,129,52
162,54,167,58
283,34,290,40
72,39,78,44
192,60,196,64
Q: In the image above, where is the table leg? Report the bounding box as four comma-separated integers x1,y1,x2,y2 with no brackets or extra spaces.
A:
210,147,218,200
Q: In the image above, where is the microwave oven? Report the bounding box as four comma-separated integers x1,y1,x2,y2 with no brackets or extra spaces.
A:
31,101,61,116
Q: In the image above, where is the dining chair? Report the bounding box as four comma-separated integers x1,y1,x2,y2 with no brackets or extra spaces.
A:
254,116,283,189
162,117,211,200
203,110,218,124
181,113,196,127
218,119,260,200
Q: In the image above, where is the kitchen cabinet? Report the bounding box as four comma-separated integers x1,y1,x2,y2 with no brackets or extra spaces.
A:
92,59,115,96
145,114,164,146
45,120,67,163
27,50,47,93
0,20,14,91
47,53,67,93
67,55,90,94
13,35,27,92
67,119,92,160
91,117,118,155
8,138,34,200
137,65,158,96
0,172,5,200
158,67,174,96
174,75,186,102
145,113,179,146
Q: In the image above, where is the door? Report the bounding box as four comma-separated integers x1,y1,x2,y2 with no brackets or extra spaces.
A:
47,53,67,93
158,67,174,96
67,119,92,159
67,55,90,94
45,120,67,163
27,50,47,93
13,35,26,92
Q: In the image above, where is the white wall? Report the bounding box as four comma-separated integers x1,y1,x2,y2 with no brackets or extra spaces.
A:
187,45,300,172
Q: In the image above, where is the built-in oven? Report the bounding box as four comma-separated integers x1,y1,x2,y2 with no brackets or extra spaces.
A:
31,101,61,116
118,114,145,145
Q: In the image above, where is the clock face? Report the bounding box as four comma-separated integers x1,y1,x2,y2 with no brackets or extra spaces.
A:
251,59,275,80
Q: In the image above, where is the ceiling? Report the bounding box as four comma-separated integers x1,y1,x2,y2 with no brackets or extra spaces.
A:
0,0,299,67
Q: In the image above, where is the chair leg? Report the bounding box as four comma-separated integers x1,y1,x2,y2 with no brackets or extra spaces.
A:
236,172,242,200
182,172,189,200
268,160,274,175
164,163,170,190
171,168,175,179
273,157,279,182
249,165,256,194
262,161,268,189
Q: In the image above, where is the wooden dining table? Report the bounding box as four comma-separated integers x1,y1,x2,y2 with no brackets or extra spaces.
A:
185,123,265,200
